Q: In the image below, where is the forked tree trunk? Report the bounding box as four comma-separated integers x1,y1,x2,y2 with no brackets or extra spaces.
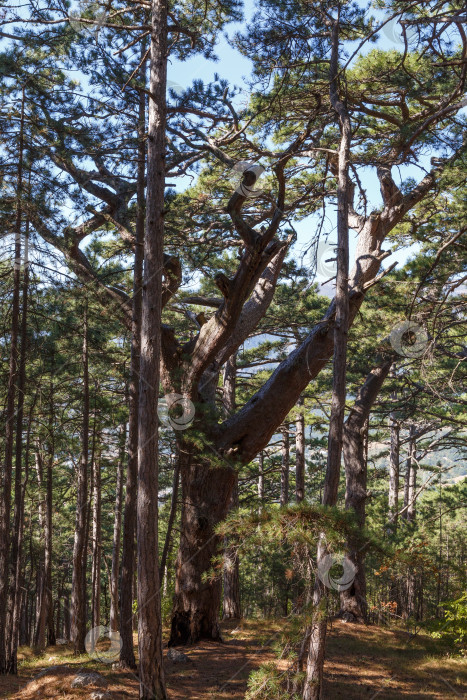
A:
169,444,236,646
340,360,392,622
71,305,89,654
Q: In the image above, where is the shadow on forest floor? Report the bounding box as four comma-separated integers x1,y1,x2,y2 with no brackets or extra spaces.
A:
1,619,465,699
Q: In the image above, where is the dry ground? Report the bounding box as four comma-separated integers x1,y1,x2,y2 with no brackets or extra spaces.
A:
0,619,465,699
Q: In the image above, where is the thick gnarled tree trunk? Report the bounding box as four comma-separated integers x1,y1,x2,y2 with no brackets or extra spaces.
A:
169,443,236,646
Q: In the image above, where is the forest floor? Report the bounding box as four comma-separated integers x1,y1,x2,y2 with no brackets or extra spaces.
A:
1,619,466,699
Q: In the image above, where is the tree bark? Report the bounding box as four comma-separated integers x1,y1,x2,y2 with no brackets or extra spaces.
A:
91,441,101,631
223,476,241,619
0,86,24,675
110,424,125,633
258,451,264,505
159,449,180,585
169,444,236,646
45,425,55,646
340,360,392,622
303,21,351,699
406,426,417,522
295,399,305,503
6,220,30,672
136,0,167,693
222,355,242,620
33,446,47,652
388,408,400,531
119,44,146,671
280,424,290,507
71,305,89,654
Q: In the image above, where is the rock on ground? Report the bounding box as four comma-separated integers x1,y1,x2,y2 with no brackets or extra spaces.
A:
167,648,191,663
71,670,108,688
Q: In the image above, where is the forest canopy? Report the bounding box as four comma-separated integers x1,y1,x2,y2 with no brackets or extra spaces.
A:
0,0,466,698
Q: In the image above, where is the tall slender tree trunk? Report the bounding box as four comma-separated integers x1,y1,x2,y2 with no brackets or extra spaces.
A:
295,399,305,503
223,477,241,619
159,448,180,585
119,45,146,671
136,0,168,693
110,424,125,633
388,409,400,531
222,355,241,620
303,21,351,699
406,426,417,522
280,424,290,507
340,360,392,622
6,218,30,673
402,456,410,520
33,446,47,652
45,431,54,646
9,403,33,666
63,594,71,641
91,443,101,631
258,451,264,505
0,86,24,675
71,305,89,654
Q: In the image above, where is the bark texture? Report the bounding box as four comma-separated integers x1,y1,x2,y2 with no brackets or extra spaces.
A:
295,399,305,503
110,425,125,632
169,445,236,645
136,0,167,694
0,89,24,675
119,49,146,670
6,223,30,672
340,360,392,622
222,355,241,620
71,306,89,654
303,23,351,698
388,401,400,531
